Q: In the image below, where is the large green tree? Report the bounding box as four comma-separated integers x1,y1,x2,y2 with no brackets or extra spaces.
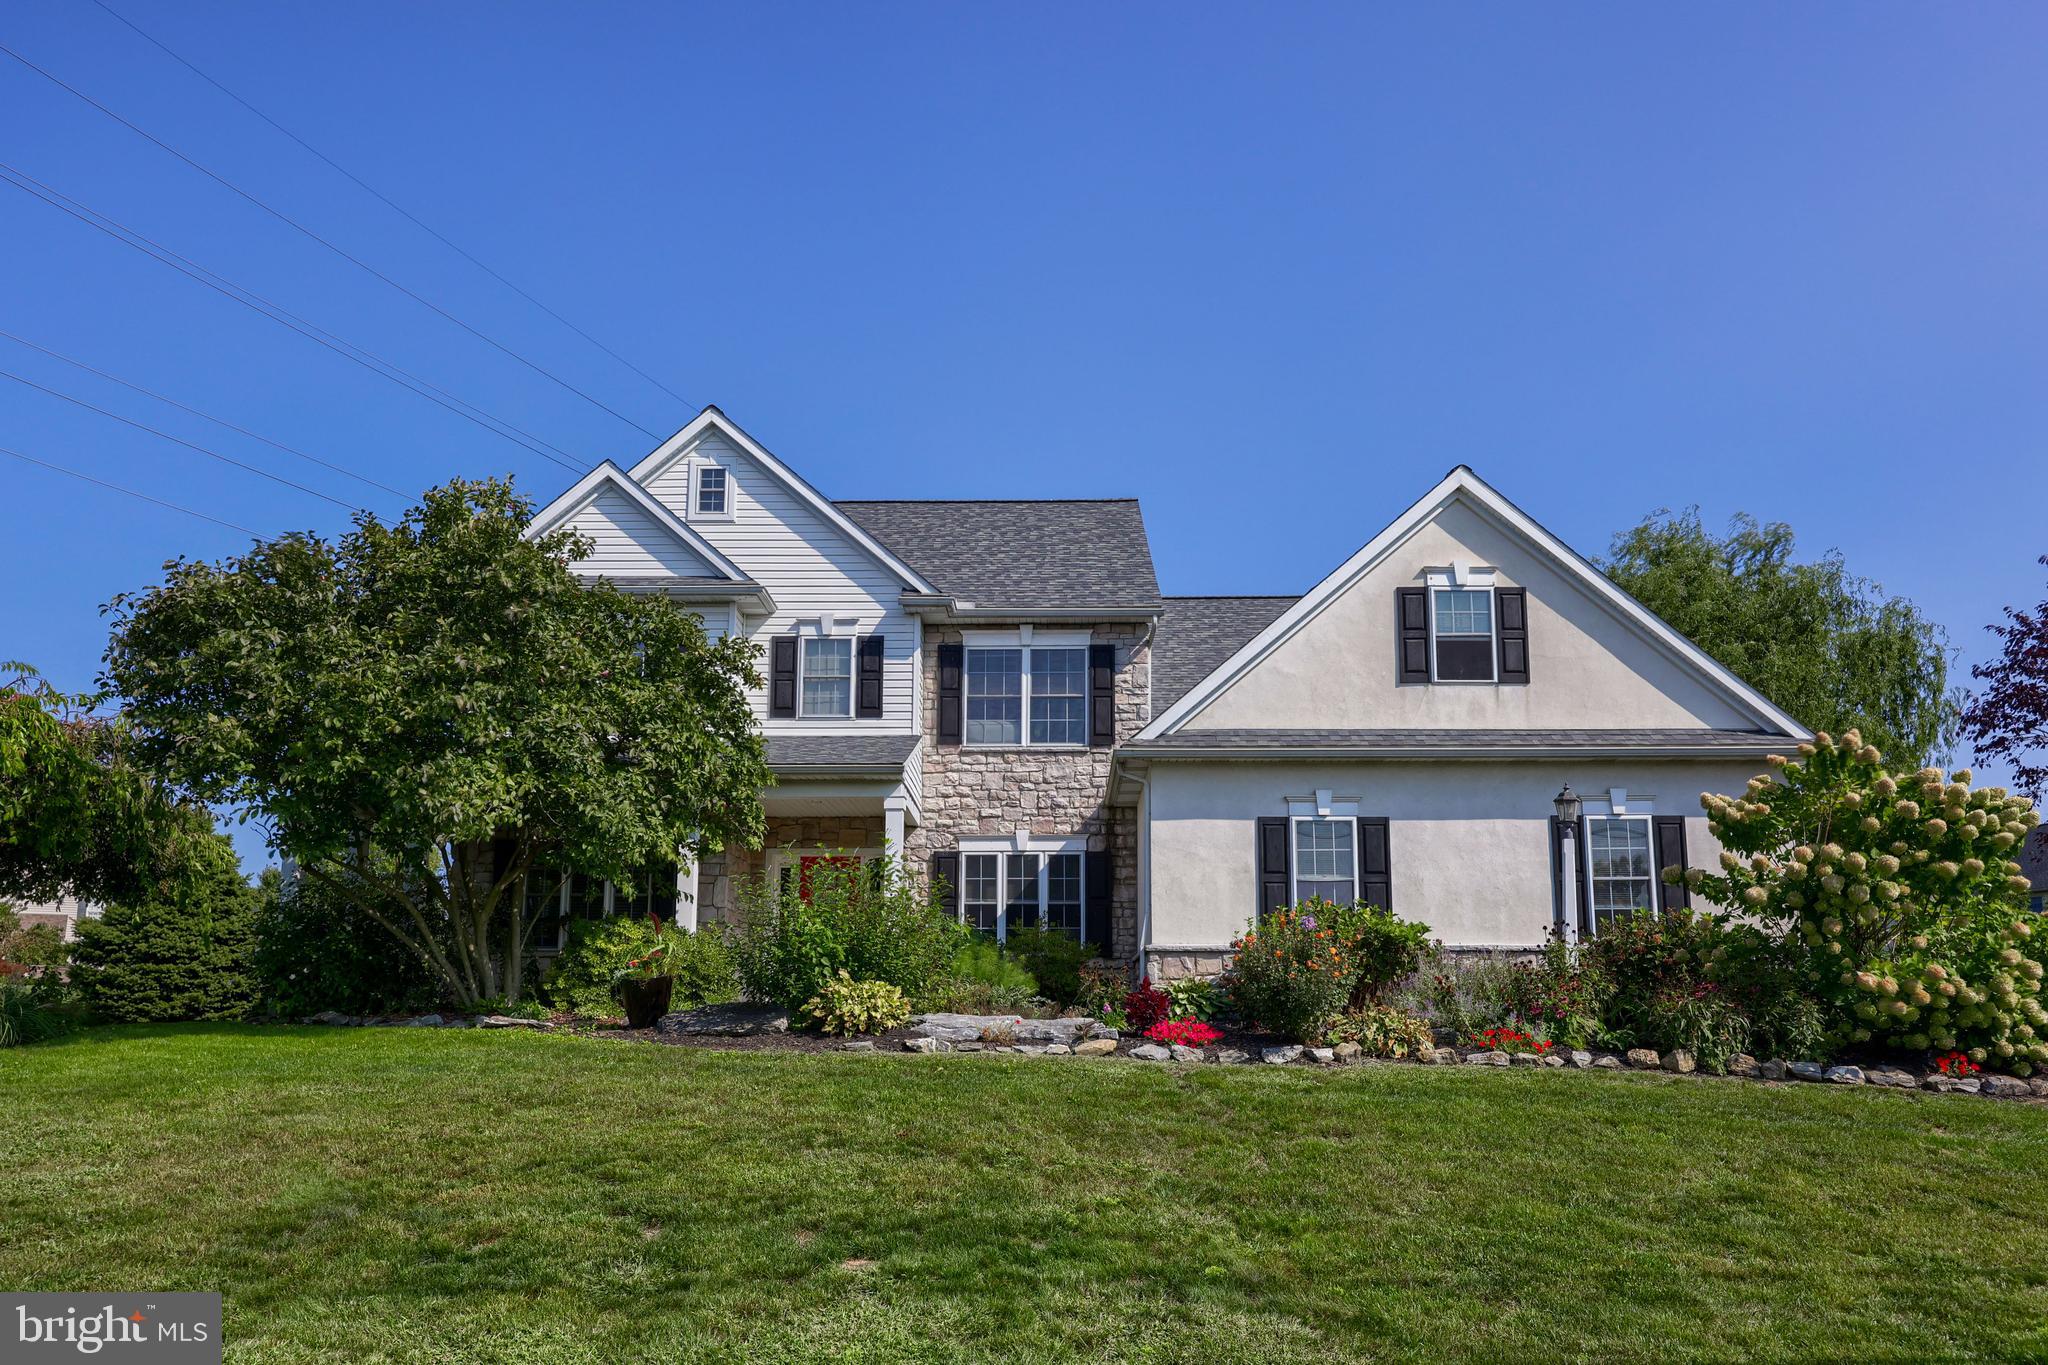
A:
102,478,772,1007
1603,509,1958,769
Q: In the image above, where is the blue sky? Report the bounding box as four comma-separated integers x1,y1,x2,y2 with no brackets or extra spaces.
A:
5,3,2045,851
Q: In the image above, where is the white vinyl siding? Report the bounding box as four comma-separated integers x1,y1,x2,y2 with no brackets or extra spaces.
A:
640,433,918,736
562,484,724,579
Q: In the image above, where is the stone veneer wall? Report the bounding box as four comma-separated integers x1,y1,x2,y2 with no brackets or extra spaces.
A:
697,815,889,926
904,623,1151,961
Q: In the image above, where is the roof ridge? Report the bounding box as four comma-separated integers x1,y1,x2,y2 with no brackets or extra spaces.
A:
1163,594,1300,602
834,497,1143,505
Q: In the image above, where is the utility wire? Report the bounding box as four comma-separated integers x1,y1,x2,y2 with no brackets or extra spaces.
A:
87,0,695,413
0,328,406,498
1,41,661,438
0,162,584,471
1,366,363,511
0,445,260,535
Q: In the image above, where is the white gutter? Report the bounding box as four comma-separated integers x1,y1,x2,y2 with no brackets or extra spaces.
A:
1116,743,1787,762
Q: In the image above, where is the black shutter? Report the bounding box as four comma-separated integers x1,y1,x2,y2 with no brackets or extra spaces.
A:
1086,851,1114,956
936,643,963,745
779,864,795,899
929,850,959,909
769,636,798,717
1256,816,1291,918
1396,587,1431,683
1655,815,1690,912
1357,818,1391,910
856,634,885,717
1496,587,1529,685
1088,642,1116,747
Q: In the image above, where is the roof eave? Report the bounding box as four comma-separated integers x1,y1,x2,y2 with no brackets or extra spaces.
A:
1116,743,1789,762
900,592,1163,624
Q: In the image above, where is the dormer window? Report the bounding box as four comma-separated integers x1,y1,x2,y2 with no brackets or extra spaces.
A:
694,466,730,519
1431,588,1495,682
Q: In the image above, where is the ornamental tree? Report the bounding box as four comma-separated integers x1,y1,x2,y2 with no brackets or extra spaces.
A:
1682,731,2045,1073
101,478,772,1007
1959,555,2048,802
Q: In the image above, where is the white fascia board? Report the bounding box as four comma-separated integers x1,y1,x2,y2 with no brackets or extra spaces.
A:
1116,742,1791,762
525,460,752,583
628,408,939,595
1135,466,1810,742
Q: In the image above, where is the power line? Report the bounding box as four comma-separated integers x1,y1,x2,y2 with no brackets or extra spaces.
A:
2,41,662,439
1,365,363,510
0,445,259,535
0,328,406,498
0,161,584,471
87,0,695,413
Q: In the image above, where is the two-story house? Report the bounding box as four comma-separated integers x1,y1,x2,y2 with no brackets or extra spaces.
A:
525,408,1808,977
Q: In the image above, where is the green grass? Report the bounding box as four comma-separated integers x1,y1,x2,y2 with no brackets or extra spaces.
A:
3,1028,2044,1364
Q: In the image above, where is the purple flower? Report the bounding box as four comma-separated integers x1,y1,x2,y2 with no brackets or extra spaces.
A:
1299,915,1317,931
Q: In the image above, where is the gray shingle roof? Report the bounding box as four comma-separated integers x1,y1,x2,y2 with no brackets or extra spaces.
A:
1153,596,1298,710
835,500,1161,610
1125,728,1786,755
765,734,920,772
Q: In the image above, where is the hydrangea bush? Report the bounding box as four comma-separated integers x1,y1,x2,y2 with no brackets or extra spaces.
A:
1683,730,2045,1074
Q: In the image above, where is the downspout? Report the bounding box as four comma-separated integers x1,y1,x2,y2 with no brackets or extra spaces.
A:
1124,769,1151,983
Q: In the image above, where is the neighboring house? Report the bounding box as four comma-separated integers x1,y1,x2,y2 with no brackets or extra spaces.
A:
4,894,93,943
2023,827,2048,917
525,408,1808,976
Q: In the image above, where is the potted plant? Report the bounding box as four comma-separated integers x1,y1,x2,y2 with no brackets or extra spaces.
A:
614,942,676,1028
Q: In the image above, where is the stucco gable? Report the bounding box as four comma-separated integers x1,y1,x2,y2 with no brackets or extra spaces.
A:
1143,468,1807,740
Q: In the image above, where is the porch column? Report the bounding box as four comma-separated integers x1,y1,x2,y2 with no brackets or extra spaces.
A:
675,843,699,932
883,798,907,869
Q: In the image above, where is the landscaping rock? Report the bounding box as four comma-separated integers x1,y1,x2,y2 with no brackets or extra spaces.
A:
402,1014,445,1028
1562,1050,1590,1069
307,1011,356,1027
1727,1054,1759,1077
1540,1054,1566,1068
1788,1061,1827,1083
902,1036,942,1054
1332,1042,1363,1064
1824,1065,1865,1085
1980,1075,2031,1099
1758,1059,1789,1081
908,1013,1097,1046
656,1003,788,1038
1073,1038,1118,1057
2028,1076,2048,1098
1592,1055,1624,1070
1465,1050,1509,1067
1169,1045,1205,1064
1418,1047,1456,1065
952,1041,983,1053
1865,1067,1918,1089
1262,1046,1304,1065
1663,1050,1696,1075
1130,1043,1172,1062
1013,1044,1047,1056
1308,1047,1336,1065
1624,1048,1661,1070
1508,1051,1541,1068
479,1015,553,1030
1215,1048,1252,1065
1044,1043,1071,1056
1923,1074,1981,1095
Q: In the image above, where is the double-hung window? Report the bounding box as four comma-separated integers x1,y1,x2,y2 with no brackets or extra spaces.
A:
1585,815,1655,927
801,637,852,717
694,465,729,517
957,849,1087,942
964,640,1088,746
1292,816,1357,903
1431,588,1495,682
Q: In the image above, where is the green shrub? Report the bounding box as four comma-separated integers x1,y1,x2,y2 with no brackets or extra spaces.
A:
1406,949,1528,1038
1225,905,1355,1042
70,829,258,1023
1007,927,1090,1006
919,976,1041,1015
0,907,67,974
0,979,84,1047
733,855,959,1012
950,939,1038,995
1073,964,1127,1017
1322,1004,1433,1057
803,971,911,1036
545,916,736,1018
1162,975,1224,1023
252,870,442,1018
1327,901,1433,1006
1687,731,2045,1073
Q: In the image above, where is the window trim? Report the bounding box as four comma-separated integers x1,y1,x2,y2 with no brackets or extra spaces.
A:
1429,586,1497,684
690,464,734,521
797,635,854,718
528,864,683,951
953,837,1088,943
961,629,1091,750
1582,811,1657,928
1289,814,1359,905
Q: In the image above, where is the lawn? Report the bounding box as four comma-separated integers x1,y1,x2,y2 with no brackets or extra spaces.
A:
3,1028,2044,1364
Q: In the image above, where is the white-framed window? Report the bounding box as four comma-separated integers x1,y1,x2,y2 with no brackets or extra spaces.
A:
1585,814,1655,927
1431,587,1495,682
1291,815,1357,904
955,846,1087,942
528,862,679,952
692,465,731,519
800,637,853,717
964,632,1090,747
